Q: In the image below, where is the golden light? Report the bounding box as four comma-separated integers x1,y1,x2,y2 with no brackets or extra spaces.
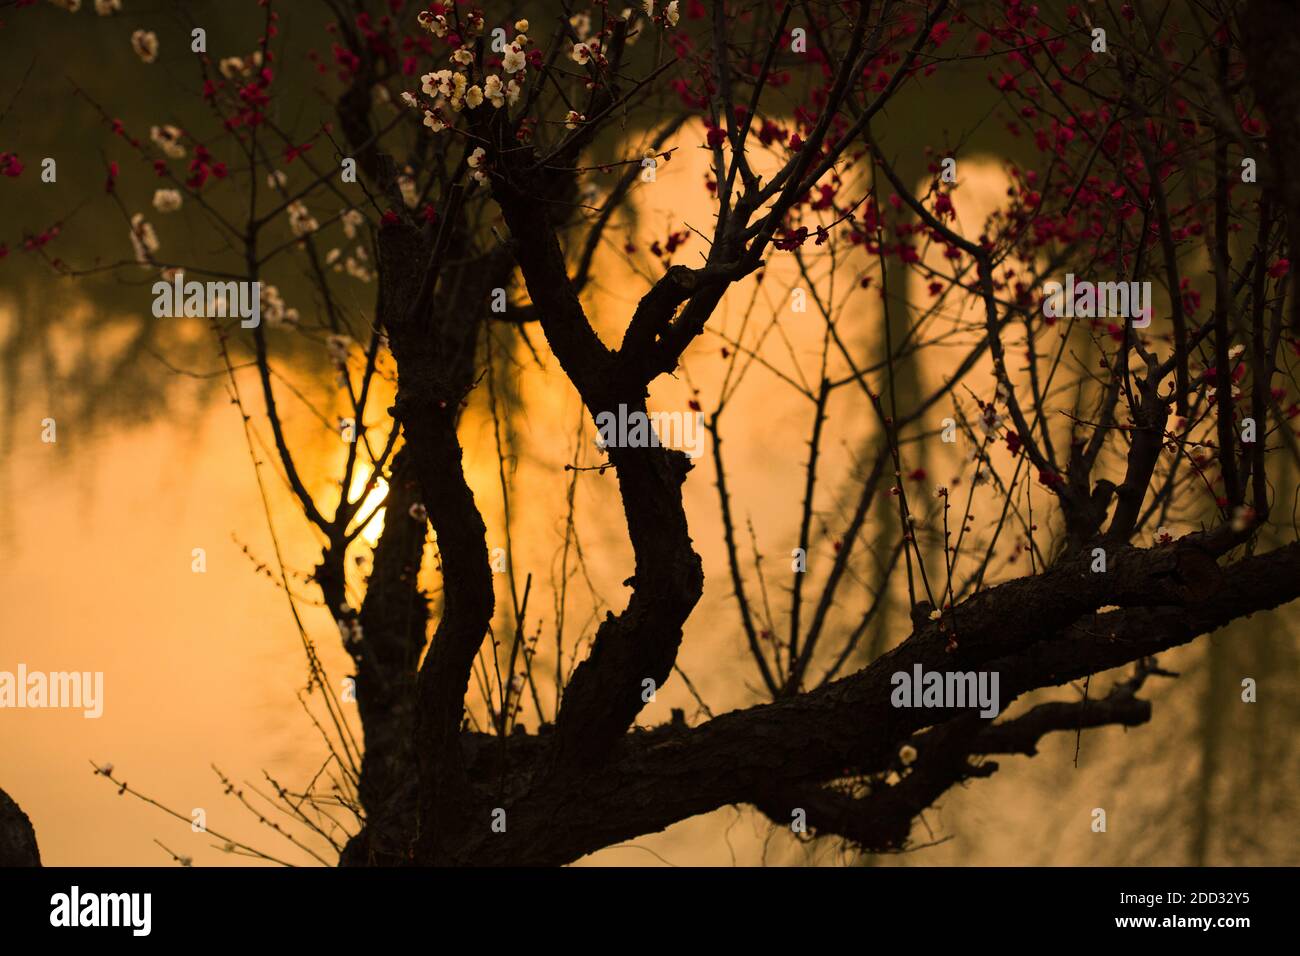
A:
348,464,389,548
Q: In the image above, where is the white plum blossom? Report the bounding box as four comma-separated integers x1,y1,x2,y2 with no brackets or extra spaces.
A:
571,42,593,65
400,91,418,108
569,12,592,39
464,84,484,109
515,19,529,32
150,124,186,159
423,110,446,132
131,29,159,63
345,249,372,282
452,47,474,66
417,11,449,36
287,201,319,237
565,110,584,130
506,79,522,106
643,0,654,14
899,744,918,766
409,502,428,522
341,208,365,239
467,147,488,183
260,284,299,327
484,74,506,108
266,169,287,190
128,213,159,263
152,188,182,213
94,0,121,15
502,43,526,74
421,69,454,97
666,0,680,25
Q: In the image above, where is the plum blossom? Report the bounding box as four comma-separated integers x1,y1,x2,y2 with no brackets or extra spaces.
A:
565,110,584,130
341,208,365,239
152,188,182,213
150,124,186,159
128,213,159,263
417,11,449,36
131,29,159,64
287,201,319,237
502,43,526,74
260,284,299,327
421,69,454,98
666,1,680,26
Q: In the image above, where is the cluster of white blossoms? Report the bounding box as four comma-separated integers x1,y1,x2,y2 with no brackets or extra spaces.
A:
341,208,365,239
128,213,159,263
325,245,372,283
149,124,185,159
151,188,182,213
406,19,529,137
467,146,487,184
130,29,158,64
287,200,319,238
261,284,299,327
336,616,363,649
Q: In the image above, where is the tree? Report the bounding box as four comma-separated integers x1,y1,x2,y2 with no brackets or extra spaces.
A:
3,0,1298,866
